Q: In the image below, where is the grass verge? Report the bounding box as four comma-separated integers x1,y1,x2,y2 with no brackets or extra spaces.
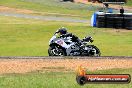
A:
0,68,132,88
0,0,98,19
126,0,132,6
0,15,132,56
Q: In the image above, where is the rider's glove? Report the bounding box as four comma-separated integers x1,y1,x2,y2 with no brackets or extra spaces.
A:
56,30,59,33
54,30,59,35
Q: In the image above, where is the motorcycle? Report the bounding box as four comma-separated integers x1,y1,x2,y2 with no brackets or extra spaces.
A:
48,32,101,56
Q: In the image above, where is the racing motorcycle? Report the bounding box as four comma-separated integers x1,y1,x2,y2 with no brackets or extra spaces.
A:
48,32,101,56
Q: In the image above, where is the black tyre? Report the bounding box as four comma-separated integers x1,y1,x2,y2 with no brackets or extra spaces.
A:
126,27,132,30
48,45,66,56
70,0,74,2
97,24,105,28
96,21,105,27
86,45,101,56
124,18,132,29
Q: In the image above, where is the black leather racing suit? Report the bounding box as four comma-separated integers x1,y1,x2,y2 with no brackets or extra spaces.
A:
60,33,82,45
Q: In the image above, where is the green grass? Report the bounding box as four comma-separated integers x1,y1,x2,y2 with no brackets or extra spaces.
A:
0,0,98,19
0,15,132,56
0,16,87,56
0,68,132,88
126,0,132,6
0,0,131,17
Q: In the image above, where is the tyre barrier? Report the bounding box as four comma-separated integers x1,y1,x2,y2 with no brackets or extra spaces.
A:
96,13,132,29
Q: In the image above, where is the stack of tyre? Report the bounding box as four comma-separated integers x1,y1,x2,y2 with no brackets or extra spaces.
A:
96,13,132,29
96,14,105,28
124,14,132,29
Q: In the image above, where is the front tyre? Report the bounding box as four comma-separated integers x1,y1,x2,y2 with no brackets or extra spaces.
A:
48,45,66,56
87,45,101,56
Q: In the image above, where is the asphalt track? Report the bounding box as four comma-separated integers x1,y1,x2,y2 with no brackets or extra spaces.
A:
0,12,89,23
0,56,132,59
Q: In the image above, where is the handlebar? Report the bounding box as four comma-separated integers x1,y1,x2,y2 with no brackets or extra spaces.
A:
82,36,94,43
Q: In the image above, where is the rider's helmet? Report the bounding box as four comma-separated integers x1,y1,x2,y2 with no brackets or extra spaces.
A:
58,27,67,35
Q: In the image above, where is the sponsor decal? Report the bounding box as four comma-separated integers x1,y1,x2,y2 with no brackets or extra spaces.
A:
76,65,131,85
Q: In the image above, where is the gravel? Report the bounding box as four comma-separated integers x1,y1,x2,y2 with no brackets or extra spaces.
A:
0,57,132,74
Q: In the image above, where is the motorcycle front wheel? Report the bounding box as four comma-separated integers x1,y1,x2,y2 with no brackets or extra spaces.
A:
48,45,66,56
86,45,101,56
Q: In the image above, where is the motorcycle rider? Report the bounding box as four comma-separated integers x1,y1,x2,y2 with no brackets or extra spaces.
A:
48,27,100,56
55,27,82,45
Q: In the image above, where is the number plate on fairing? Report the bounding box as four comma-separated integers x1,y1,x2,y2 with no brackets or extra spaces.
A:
56,39,63,45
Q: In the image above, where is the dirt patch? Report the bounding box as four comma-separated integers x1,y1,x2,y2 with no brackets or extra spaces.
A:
0,6,33,14
103,29,132,34
76,2,132,11
0,6,82,17
0,59,132,74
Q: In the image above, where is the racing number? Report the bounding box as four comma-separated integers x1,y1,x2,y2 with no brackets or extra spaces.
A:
57,40,63,45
